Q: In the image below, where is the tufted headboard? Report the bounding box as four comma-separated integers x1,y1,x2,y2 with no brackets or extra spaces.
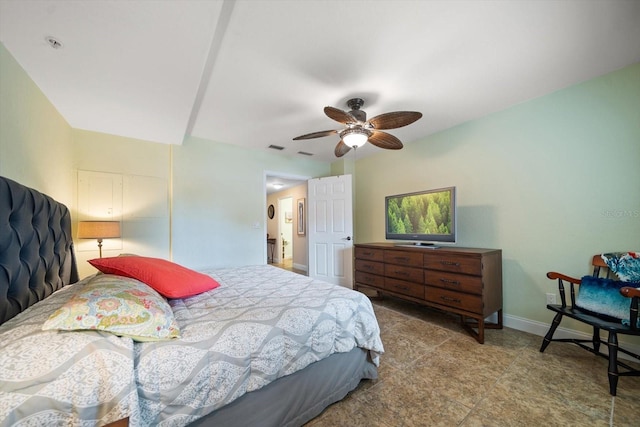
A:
0,176,79,325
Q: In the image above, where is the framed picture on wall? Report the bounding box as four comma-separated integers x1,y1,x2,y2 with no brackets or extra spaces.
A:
297,198,305,235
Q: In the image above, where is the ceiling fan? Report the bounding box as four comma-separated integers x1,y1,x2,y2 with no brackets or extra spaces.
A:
293,98,422,157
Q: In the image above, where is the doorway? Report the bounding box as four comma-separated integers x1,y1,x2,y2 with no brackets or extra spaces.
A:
265,172,310,274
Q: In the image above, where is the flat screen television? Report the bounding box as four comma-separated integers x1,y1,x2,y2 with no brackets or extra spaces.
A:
385,186,456,245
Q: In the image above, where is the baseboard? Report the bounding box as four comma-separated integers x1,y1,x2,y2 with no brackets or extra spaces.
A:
293,263,308,272
503,313,640,362
503,313,557,337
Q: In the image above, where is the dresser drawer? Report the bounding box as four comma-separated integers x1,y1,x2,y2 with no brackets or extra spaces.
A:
355,247,384,262
385,277,424,299
424,253,482,275
425,286,482,313
355,259,384,275
384,264,424,283
384,250,423,267
425,270,483,295
355,271,384,289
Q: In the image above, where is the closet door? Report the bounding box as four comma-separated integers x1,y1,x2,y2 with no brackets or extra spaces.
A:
77,170,123,255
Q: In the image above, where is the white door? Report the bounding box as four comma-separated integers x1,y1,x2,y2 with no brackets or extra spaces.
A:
278,197,293,262
307,175,353,287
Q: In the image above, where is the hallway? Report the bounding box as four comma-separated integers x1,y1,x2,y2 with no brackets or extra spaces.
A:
269,258,306,276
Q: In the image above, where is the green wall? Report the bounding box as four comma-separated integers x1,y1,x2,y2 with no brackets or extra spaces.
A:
172,136,330,269
0,43,74,205
355,63,640,335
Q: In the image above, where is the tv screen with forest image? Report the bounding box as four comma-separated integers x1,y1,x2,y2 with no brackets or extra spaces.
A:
385,186,456,244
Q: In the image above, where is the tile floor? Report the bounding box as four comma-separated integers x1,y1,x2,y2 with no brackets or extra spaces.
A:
305,296,640,427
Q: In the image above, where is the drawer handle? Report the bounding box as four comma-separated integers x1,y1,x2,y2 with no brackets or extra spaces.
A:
394,285,409,291
439,278,460,286
394,257,410,262
394,270,409,277
363,251,374,256
440,261,460,267
364,265,374,271
440,296,461,304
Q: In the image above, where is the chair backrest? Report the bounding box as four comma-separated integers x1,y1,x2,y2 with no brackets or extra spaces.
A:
591,254,610,278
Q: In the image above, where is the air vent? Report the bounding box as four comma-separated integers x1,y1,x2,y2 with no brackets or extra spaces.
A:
268,145,285,150
297,151,313,156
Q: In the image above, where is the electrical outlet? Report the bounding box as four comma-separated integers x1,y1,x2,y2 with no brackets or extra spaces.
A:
546,293,557,305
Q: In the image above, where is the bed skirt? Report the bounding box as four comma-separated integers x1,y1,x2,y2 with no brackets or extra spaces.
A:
190,347,377,427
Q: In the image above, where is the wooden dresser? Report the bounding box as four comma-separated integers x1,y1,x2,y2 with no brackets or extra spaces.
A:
354,242,503,343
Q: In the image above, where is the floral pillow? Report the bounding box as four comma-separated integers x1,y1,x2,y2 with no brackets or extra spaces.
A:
43,274,180,341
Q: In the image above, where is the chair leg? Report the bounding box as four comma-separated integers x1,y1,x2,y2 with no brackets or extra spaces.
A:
540,313,563,352
607,332,619,396
592,326,601,353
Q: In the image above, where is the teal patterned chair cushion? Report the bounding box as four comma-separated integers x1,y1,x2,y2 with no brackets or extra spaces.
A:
43,274,180,341
576,275,639,327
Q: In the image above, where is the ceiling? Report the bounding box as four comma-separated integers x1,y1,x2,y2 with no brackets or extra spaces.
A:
265,175,306,195
1,1,639,163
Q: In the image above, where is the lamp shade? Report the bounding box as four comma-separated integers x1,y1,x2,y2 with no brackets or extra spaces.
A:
78,221,121,239
341,128,370,148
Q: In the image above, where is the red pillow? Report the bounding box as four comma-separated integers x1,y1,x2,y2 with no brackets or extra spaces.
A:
88,256,220,298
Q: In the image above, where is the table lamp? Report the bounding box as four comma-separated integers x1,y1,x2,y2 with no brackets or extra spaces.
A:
77,221,121,258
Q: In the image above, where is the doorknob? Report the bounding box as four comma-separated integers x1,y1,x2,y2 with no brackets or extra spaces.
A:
343,236,351,241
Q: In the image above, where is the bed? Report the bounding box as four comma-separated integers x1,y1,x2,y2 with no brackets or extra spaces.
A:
0,176,384,427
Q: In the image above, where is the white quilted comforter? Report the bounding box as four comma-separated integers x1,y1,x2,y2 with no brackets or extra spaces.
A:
0,265,383,427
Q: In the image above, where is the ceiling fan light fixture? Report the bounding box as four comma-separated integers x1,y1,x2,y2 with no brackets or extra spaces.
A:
293,98,422,158
341,128,370,148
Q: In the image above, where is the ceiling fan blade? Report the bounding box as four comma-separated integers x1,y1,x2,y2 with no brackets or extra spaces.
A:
292,129,338,140
334,140,353,157
368,131,403,150
324,106,358,124
368,111,422,130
